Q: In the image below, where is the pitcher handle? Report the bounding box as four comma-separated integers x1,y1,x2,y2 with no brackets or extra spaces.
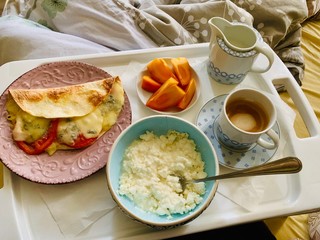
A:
250,43,274,73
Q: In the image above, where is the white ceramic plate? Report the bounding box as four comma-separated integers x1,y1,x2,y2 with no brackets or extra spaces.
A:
136,58,200,114
0,61,132,184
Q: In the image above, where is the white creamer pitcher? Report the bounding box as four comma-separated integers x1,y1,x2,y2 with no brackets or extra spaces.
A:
207,17,274,85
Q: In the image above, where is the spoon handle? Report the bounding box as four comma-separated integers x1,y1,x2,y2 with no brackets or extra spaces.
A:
193,157,302,183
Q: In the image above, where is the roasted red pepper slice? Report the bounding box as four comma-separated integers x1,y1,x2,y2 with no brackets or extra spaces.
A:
67,134,97,149
16,119,59,155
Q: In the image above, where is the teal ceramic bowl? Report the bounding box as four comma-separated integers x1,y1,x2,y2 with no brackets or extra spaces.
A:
106,115,219,229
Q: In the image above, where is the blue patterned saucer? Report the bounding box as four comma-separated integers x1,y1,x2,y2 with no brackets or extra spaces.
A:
195,95,280,170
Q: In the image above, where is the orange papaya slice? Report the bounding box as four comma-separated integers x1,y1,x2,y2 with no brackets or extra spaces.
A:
177,77,196,109
141,75,161,92
146,77,185,111
171,57,191,86
147,58,177,84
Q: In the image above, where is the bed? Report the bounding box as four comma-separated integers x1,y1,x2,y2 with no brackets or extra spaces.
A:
0,0,320,239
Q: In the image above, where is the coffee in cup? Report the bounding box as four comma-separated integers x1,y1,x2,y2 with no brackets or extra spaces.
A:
226,99,269,132
216,88,279,151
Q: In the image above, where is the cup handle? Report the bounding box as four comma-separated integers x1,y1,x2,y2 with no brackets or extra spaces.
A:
257,129,279,150
250,43,274,73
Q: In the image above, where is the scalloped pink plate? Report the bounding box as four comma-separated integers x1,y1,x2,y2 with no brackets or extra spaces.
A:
0,61,132,184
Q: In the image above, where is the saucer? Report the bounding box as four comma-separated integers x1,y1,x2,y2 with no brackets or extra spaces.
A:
195,95,280,170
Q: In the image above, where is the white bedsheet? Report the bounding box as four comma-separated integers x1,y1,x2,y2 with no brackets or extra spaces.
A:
0,15,114,65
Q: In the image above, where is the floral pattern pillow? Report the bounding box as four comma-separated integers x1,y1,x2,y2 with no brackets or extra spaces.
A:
309,212,320,240
306,0,320,19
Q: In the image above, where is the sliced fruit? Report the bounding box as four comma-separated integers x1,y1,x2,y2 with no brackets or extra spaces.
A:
141,75,161,92
146,77,185,111
147,58,177,84
177,77,196,109
171,57,191,86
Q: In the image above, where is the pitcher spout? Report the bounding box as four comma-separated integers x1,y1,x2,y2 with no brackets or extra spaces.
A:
208,17,230,40
208,17,258,52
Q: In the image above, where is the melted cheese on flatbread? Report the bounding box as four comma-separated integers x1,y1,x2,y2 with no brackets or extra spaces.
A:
56,79,124,146
6,77,125,155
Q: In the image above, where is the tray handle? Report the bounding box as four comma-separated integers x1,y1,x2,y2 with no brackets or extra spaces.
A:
273,77,320,137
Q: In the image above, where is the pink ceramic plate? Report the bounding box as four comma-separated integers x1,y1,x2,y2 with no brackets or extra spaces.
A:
0,61,132,184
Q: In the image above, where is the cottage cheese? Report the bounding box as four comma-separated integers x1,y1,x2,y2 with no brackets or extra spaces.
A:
118,130,207,216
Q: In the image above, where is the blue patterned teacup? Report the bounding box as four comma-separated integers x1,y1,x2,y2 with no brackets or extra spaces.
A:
217,88,279,152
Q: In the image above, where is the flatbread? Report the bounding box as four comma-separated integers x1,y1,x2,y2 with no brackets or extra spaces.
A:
9,77,116,118
6,76,125,155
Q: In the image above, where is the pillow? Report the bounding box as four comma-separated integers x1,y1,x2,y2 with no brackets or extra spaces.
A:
231,0,308,85
309,212,320,240
2,0,310,85
15,0,158,50
306,0,320,19
0,15,113,65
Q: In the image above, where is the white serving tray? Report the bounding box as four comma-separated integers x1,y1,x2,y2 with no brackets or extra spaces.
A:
1,43,320,240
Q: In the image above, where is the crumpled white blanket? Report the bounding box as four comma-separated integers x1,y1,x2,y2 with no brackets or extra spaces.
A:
0,15,114,64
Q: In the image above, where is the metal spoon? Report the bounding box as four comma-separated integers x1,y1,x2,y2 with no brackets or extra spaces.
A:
178,157,302,191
